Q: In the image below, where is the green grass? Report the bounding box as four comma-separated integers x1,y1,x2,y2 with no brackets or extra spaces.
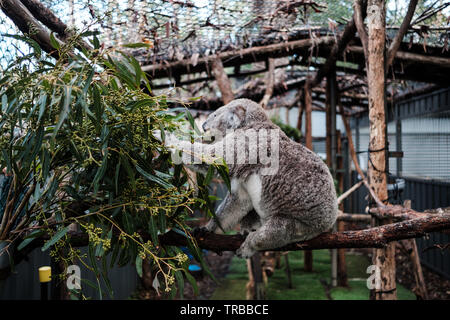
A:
210,250,416,300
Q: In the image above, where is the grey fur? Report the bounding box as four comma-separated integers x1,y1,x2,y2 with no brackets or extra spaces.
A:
168,98,338,258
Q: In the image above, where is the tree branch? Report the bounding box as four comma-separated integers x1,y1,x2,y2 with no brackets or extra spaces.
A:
386,0,419,69
20,0,92,51
353,0,369,60
2,211,449,280
259,58,275,108
0,0,61,58
211,57,234,104
159,214,450,251
310,0,367,88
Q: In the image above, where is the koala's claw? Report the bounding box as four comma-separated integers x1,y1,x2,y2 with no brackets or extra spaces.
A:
235,245,256,259
192,226,208,238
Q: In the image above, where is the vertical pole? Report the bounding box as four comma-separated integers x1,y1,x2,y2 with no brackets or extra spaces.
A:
284,253,293,289
303,79,313,272
326,72,338,286
39,266,51,300
248,253,265,300
396,117,402,177
336,130,348,287
366,0,397,300
304,80,313,151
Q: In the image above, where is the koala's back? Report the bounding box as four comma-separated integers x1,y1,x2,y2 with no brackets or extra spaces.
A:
260,135,337,232
227,122,337,233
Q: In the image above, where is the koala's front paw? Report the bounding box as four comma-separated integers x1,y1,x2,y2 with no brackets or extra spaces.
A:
235,243,256,259
164,132,178,148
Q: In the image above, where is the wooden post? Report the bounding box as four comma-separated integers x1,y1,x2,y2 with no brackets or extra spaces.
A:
400,200,429,300
336,130,348,287
326,72,338,286
296,97,304,133
284,253,293,289
366,0,397,300
211,57,234,104
304,79,313,272
246,253,265,300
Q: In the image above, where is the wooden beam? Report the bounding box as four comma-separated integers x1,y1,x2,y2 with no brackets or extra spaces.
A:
142,37,335,77
348,46,450,68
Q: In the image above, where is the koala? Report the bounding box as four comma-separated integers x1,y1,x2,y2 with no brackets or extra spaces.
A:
165,98,337,258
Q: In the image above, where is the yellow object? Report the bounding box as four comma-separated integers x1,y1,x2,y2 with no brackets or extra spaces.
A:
38,266,51,283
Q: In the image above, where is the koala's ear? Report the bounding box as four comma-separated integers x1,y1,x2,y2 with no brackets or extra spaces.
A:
233,105,246,121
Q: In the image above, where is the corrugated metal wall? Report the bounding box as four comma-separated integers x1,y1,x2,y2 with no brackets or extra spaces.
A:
356,112,450,182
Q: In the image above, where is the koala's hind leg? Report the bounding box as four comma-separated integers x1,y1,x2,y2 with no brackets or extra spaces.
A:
239,210,261,235
236,216,321,259
205,192,253,234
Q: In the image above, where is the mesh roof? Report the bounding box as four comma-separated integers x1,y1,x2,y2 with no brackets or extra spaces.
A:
1,0,448,72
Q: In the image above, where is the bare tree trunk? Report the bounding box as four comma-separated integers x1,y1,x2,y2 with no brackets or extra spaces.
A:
260,58,275,108
211,57,234,104
366,0,397,300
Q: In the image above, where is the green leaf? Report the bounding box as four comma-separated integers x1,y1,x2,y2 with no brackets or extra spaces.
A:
110,241,121,268
52,86,72,140
217,165,231,190
136,164,174,189
41,226,69,251
17,230,44,251
183,270,199,296
80,278,99,290
148,215,159,245
185,109,201,135
50,33,61,50
2,34,42,57
121,43,153,48
37,93,47,124
175,270,184,299
135,255,143,278
93,151,108,194
188,96,203,101
205,165,215,185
